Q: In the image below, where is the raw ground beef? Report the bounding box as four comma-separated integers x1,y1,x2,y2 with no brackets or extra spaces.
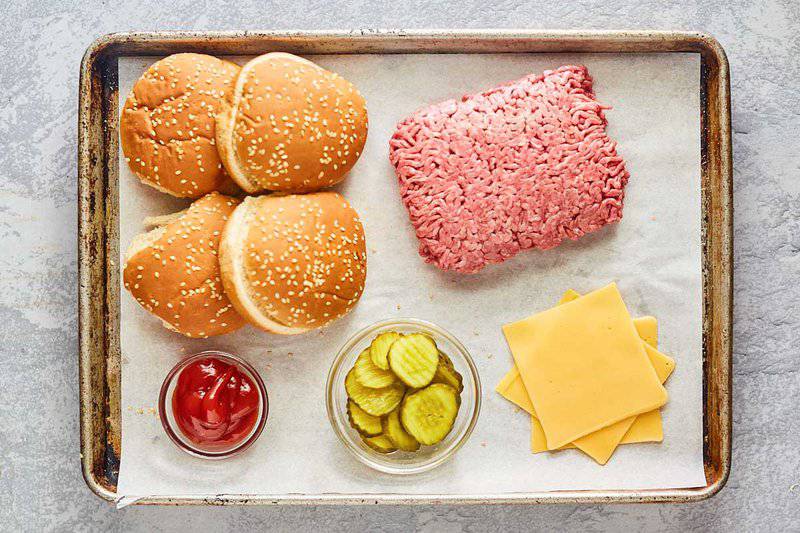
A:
389,65,629,274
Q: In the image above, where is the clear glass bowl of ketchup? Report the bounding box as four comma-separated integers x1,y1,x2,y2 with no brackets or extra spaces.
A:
158,351,268,459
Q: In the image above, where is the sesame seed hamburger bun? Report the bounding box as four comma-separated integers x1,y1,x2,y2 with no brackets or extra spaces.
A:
215,53,368,194
120,53,242,198
219,192,367,335
123,192,246,338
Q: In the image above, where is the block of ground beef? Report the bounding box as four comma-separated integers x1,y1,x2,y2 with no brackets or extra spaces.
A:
389,65,629,274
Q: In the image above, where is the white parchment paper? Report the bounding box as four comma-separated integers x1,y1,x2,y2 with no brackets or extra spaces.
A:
116,52,706,503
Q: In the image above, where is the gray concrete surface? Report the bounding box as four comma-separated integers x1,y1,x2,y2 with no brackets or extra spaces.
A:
1,0,798,531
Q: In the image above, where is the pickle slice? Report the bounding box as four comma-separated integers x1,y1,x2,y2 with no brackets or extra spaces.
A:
438,351,454,369
431,357,464,393
400,384,460,446
345,370,405,416
347,399,383,437
387,333,439,388
369,331,401,370
353,348,396,389
363,434,397,453
383,409,420,452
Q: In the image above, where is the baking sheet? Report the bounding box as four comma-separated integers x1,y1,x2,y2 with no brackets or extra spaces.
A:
116,52,706,504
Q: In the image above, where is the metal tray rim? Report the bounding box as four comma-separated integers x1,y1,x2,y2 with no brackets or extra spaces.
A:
78,28,732,506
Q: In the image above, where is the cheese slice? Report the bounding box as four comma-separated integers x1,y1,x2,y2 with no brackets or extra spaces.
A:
617,313,669,447
621,408,663,443
495,291,656,418
496,292,664,421
503,283,668,450
497,296,674,461
498,292,674,460
495,366,534,414
529,342,675,461
632,315,658,348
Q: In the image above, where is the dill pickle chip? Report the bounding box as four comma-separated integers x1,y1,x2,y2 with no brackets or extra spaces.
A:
347,399,383,437
438,351,454,369
363,433,397,453
431,354,464,393
387,333,439,388
354,348,397,389
400,384,460,445
345,369,405,416
383,409,420,452
369,331,401,370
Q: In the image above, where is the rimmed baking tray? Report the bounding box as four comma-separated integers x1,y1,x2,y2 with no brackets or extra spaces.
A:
78,29,732,505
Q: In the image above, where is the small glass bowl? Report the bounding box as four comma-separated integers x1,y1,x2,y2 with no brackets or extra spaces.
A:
326,318,481,475
158,350,269,459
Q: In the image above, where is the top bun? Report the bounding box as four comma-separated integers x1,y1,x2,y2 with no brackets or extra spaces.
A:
123,192,246,337
120,53,242,198
219,192,367,334
215,53,368,194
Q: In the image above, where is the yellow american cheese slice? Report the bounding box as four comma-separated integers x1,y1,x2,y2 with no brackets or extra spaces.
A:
531,414,667,457
621,409,663,444
498,291,675,459
503,283,669,450
497,299,674,461
495,366,535,414
495,292,662,421
619,315,666,444
529,341,674,461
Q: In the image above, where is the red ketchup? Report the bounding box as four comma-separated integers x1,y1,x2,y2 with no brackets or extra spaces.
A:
172,357,260,450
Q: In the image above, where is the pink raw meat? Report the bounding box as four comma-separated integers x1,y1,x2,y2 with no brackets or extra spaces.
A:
389,65,629,274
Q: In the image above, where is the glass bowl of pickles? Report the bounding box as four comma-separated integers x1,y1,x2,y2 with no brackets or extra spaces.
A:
326,318,481,474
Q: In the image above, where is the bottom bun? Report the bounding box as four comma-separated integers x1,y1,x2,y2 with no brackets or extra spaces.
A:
123,192,246,338
219,192,367,335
